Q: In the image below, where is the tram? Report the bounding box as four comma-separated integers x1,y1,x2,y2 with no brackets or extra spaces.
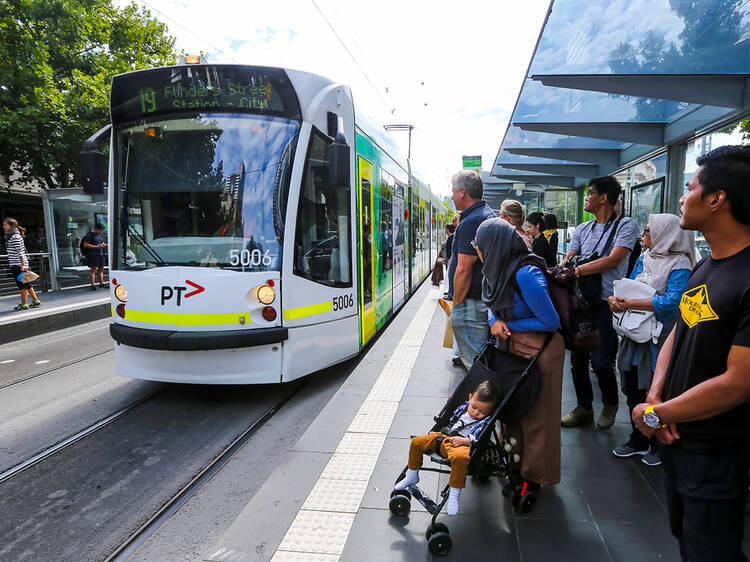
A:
80,58,447,384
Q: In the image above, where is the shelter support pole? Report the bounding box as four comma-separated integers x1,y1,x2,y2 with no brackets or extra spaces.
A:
664,143,686,216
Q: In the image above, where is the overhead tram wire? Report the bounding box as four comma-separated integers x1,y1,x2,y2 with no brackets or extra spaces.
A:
134,0,240,63
310,0,394,113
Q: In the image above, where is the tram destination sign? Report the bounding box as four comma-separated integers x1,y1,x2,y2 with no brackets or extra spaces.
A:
111,65,301,123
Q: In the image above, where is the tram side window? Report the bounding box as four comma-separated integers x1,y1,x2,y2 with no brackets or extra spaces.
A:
294,130,352,287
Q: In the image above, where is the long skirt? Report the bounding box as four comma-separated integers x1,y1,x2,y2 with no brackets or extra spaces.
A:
506,330,565,486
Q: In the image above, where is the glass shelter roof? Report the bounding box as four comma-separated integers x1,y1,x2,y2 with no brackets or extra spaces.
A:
493,0,750,186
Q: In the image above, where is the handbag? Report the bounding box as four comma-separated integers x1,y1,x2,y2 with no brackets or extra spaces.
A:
611,278,663,344
18,270,39,283
575,215,622,304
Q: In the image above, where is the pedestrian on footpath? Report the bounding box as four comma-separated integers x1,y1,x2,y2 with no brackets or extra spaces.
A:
449,171,496,368
475,217,564,492
632,146,750,561
525,211,556,267
560,176,638,429
82,223,108,291
500,199,532,250
3,217,41,311
610,214,694,467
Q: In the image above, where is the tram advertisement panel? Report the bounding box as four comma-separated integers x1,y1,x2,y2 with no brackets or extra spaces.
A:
392,195,405,309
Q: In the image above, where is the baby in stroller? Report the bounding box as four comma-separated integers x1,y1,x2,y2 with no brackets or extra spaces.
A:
394,380,502,515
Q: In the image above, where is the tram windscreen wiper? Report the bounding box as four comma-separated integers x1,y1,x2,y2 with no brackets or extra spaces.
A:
127,223,166,266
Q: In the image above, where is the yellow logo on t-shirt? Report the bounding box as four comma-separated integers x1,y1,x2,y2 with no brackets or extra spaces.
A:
679,284,719,328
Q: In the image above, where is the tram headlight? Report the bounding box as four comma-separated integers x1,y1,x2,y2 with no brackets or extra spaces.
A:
114,284,128,302
257,285,275,305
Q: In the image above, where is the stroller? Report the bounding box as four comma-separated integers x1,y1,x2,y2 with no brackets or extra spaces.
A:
388,335,551,556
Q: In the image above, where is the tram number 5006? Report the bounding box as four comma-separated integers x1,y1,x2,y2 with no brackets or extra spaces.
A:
229,249,272,267
332,294,355,311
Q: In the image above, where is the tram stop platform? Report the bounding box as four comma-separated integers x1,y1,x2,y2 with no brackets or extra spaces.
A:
0,286,110,345
208,281,750,562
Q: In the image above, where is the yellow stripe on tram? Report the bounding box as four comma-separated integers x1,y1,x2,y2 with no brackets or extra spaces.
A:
282,301,332,321
123,309,252,325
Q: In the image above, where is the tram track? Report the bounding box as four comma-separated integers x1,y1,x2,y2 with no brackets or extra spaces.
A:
104,380,306,561
0,347,114,391
0,391,158,485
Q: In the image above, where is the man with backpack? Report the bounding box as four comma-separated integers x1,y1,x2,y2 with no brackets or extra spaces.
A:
82,223,108,291
560,176,638,429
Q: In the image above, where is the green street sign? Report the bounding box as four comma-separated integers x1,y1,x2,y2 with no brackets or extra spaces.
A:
462,155,482,168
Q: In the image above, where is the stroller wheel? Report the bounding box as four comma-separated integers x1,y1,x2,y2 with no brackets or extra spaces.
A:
511,489,522,508
520,492,538,514
425,522,449,540
390,488,411,500
427,531,452,556
389,493,411,516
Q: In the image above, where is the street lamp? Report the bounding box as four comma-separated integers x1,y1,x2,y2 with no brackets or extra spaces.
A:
383,124,414,188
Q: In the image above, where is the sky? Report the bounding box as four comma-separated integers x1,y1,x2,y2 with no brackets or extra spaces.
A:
116,0,552,195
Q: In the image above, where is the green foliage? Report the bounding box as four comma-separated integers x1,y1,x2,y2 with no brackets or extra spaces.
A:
0,0,176,189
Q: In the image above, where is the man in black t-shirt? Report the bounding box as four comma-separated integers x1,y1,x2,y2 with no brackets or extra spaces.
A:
632,146,750,561
83,223,107,291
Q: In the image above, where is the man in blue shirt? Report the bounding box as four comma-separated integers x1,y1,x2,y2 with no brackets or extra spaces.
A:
561,176,638,429
449,171,496,368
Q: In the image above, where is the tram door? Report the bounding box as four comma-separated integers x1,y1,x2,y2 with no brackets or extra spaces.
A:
392,191,406,310
358,157,376,344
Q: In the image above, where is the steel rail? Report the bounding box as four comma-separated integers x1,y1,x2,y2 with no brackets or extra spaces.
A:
0,393,155,485
0,348,113,391
105,381,305,562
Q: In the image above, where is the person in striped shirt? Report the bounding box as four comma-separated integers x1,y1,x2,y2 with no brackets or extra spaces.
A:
3,217,41,311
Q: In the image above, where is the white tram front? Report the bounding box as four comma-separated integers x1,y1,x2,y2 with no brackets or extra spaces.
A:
80,58,440,384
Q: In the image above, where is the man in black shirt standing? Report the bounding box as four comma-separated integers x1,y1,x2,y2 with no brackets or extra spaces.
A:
632,146,750,561
83,223,108,291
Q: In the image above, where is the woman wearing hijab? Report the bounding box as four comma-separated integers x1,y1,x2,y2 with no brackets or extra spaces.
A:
608,213,694,467
474,218,565,493
3,217,41,311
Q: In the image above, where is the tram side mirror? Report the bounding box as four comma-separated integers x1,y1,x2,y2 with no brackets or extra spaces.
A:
327,132,350,188
80,124,112,195
80,150,106,194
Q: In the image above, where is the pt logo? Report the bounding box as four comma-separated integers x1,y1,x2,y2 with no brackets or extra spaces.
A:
679,284,719,328
161,280,205,306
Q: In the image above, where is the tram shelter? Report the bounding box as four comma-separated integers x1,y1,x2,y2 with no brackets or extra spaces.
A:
487,0,750,245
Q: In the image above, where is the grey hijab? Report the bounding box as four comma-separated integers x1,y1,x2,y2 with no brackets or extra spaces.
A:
476,218,546,321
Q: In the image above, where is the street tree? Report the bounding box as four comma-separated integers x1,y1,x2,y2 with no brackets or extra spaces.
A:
0,0,176,190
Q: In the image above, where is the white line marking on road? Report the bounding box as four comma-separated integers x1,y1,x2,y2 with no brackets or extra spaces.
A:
0,359,15,364
35,360,50,364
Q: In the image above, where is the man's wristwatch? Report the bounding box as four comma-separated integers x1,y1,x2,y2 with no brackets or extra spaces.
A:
643,405,666,429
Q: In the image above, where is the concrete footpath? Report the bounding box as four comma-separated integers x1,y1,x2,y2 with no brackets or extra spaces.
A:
0,286,110,345
204,282,750,562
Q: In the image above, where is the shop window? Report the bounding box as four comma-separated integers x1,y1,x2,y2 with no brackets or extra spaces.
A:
293,130,352,287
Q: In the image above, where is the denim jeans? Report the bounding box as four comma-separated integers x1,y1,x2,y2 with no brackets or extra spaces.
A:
570,300,619,409
451,298,489,368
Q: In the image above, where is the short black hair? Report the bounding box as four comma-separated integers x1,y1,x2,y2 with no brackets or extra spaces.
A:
446,224,456,234
526,211,545,230
696,145,750,226
588,176,622,205
94,223,105,230
473,380,502,405
543,212,558,230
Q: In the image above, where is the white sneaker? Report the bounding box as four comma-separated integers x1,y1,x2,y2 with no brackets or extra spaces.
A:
395,469,419,491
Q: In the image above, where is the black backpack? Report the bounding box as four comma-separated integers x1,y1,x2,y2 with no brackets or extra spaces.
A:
627,238,642,277
544,265,600,351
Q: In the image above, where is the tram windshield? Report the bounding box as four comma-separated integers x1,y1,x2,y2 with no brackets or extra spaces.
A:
115,114,299,271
